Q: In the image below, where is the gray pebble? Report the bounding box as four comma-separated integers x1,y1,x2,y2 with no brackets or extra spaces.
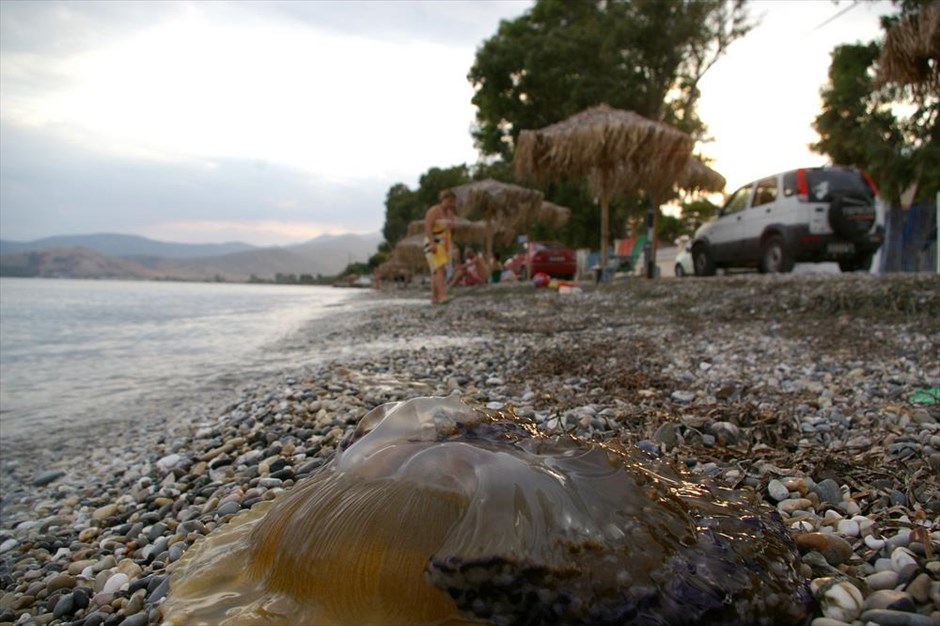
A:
813,478,843,505
863,589,915,612
32,471,66,487
858,608,934,626
767,479,789,502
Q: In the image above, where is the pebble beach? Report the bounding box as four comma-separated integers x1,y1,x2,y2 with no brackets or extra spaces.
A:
1,272,938,626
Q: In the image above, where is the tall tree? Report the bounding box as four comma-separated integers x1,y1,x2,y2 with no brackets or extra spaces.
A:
467,0,752,250
812,1,938,206
381,165,471,246
468,0,754,160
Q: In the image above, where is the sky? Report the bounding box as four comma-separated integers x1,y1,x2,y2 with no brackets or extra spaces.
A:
0,0,894,247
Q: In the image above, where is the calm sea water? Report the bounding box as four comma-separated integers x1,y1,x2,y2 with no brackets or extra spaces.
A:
0,278,369,438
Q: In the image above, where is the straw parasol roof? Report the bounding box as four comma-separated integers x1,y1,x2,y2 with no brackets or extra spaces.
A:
375,259,414,280
387,234,429,273
451,179,544,259
877,4,940,91
514,104,694,272
677,156,726,194
534,201,572,229
405,216,491,244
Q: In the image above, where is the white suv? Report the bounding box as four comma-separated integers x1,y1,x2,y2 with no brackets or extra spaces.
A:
691,166,884,275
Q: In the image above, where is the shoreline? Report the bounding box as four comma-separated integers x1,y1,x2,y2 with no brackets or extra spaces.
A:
1,273,938,625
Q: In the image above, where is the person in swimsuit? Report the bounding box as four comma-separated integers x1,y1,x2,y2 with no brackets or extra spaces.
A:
424,189,457,304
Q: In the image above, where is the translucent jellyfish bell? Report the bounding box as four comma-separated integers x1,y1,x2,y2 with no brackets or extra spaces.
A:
160,396,811,625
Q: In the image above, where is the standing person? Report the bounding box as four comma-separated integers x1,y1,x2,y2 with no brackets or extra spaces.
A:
424,189,457,304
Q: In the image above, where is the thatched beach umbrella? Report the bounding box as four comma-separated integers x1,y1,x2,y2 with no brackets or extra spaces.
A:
877,3,940,92
375,259,414,281
534,201,572,230
388,234,430,273
452,179,544,260
514,104,694,277
677,156,726,194
405,216,491,245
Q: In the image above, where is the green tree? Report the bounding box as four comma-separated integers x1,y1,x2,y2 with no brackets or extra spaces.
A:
468,0,754,160
812,2,938,206
466,0,752,251
680,197,720,231
382,165,471,246
382,183,421,246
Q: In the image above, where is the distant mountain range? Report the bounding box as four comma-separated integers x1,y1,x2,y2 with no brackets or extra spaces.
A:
0,233,257,258
0,232,383,281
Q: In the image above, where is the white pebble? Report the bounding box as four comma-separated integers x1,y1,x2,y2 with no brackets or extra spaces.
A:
852,515,874,534
816,578,864,623
836,519,860,537
837,500,861,515
102,572,129,594
0,538,18,553
874,557,894,572
156,453,183,471
865,570,898,591
864,535,886,551
890,547,917,571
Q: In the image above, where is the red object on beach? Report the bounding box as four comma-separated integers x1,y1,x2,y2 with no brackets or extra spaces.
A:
528,241,577,280
532,272,551,288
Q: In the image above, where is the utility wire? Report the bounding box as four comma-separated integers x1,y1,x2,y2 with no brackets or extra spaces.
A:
807,0,862,34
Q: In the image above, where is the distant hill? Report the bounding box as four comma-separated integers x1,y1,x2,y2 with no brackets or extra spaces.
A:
0,232,383,281
285,232,384,266
0,247,161,279
0,233,257,259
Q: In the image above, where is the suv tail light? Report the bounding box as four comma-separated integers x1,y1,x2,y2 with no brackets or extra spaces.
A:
796,168,809,202
860,169,880,197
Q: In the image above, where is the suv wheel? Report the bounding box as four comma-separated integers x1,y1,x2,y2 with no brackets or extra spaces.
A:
760,235,794,273
692,245,715,276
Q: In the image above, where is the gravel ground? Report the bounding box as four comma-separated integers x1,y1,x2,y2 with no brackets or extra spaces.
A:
1,272,938,626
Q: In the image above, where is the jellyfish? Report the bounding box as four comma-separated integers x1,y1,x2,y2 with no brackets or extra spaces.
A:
160,396,811,625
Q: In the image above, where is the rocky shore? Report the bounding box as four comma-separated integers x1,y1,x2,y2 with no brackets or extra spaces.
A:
1,273,938,626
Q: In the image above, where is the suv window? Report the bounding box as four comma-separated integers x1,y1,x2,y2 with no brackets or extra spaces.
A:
782,168,873,201
752,177,778,207
722,185,751,215
806,168,873,201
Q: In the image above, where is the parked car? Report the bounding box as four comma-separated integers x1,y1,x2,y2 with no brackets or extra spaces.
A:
690,165,884,275
507,241,577,280
674,242,694,277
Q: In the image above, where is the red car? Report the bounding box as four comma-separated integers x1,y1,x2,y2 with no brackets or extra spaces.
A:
507,241,577,280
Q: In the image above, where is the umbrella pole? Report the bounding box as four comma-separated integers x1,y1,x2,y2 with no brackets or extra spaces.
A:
600,193,610,271
646,192,658,278
485,219,493,262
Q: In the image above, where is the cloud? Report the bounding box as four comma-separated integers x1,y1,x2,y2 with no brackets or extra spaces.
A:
0,1,534,244
0,121,391,244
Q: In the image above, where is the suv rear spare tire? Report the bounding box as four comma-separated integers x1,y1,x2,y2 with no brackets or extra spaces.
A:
829,193,876,241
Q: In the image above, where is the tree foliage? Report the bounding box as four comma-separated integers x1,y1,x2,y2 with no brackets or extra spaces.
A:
382,165,471,245
381,0,753,252
812,1,938,206
462,0,752,251
468,0,754,160
680,197,720,231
